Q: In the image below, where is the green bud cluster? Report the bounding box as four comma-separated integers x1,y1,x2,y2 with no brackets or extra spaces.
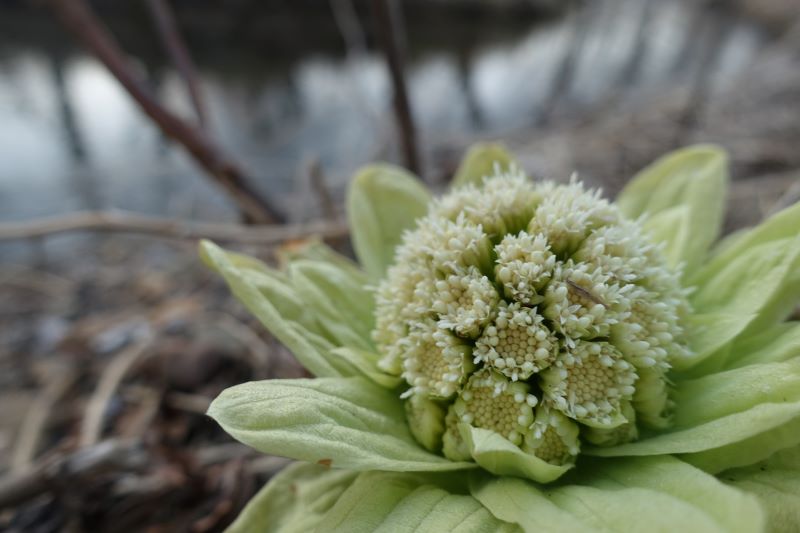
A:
374,169,690,466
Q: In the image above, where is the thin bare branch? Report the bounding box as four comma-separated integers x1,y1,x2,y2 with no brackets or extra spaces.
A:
0,210,349,245
368,0,420,175
46,0,282,223
142,0,207,127
0,440,146,510
11,366,79,473
81,336,156,447
307,157,338,220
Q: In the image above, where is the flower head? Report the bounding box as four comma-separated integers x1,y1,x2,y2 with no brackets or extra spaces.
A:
373,167,689,468
202,144,800,532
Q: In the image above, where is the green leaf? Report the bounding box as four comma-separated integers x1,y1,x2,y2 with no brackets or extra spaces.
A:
673,312,756,372
322,471,518,533
724,445,800,533
346,164,431,280
330,346,402,389
470,457,763,533
690,236,800,337
707,228,748,260
200,240,346,377
673,359,800,428
589,359,800,471
641,205,691,270
469,475,595,533
277,238,364,278
208,377,475,473
683,411,800,474
227,462,358,533
692,199,800,287
452,143,518,189
289,260,375,351
616,145,728,276
460,425,572,483
726,322,800,370
579,455,763,533
586,400,800,473
200,242,325,337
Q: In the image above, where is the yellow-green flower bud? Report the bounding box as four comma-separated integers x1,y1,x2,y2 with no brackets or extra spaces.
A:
453,369,538,446
433,266,499,339
474,301,558,381
405,394,446,452
373,167,690,467
523,404,580,465
400,320,473,399
442,404,471,462
582,401,639,447
494,232,555,304
542,261,632,340
540,340,637,428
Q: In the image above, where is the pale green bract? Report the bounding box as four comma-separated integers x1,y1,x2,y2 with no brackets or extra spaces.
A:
202,144,800,532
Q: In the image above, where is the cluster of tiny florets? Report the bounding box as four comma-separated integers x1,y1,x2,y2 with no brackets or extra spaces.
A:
374,168,690,466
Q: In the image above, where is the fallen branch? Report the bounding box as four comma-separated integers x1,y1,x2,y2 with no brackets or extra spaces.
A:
143,0,207,127
0,210,350,244
0,440,146,510
46,0,282,224
81,336,156,447
368,0,420,175
11,365,78,472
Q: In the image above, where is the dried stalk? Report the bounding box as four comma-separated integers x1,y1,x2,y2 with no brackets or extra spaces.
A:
143,0,207,127
368,0,420,175
46,0,282,223
0,210,349,245
0,440,146,510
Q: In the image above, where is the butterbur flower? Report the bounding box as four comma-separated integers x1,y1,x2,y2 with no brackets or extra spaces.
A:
201,144,800,532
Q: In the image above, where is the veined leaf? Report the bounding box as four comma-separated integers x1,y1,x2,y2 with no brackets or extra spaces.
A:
673,359,800,428
330,346,402,389
470,456,763,533
277,238,363,277
724,445,800,533
289,260,375,351
460,425,572,483
616,145,728,276
683,412,800,474
452,143,518,189
674,312,756,372
692,199,800,287
580,456,763,533
642,205,691,270
726,322,800,370
347,164,431,280
690,236,800,337
208,377,475,473
200,243,325,337
322,471,517,533
469,475,595,533
587,400,800,474
200,240,345,377
227,462,358,533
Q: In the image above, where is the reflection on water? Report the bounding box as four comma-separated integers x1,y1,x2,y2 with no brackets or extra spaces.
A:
0,0,765,229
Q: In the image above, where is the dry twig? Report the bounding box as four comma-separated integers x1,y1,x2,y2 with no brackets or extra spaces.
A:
0,210,349,245
209,313,273,377
11,365,78,473
368,0,420,175
81,336,156,447
307,158,338,221
46,0,282,223
143,0,207,127
0,440,146,510
164,392,213,415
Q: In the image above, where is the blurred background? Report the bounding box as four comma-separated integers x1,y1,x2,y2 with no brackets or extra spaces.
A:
1,0,798,530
